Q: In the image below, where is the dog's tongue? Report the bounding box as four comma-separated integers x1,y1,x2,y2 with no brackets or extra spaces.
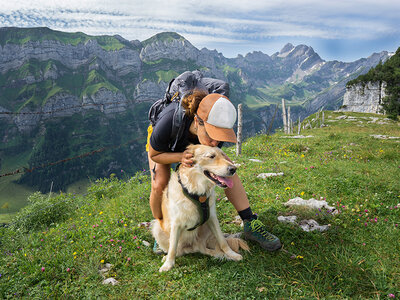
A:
217,176,234,188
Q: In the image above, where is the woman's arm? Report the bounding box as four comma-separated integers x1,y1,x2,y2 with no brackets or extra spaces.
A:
149,144,193,167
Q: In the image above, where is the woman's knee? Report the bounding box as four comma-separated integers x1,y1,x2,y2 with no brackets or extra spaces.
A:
152,179,168,194
151,172,169,194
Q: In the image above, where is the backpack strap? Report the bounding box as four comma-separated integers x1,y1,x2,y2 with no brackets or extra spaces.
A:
169,100,187,151
164,78,176,102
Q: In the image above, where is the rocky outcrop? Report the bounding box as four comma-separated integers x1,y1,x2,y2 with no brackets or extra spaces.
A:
133,80,168,102
82,89,129,114
140,37,198,62
340,82,386,114
0,39,141,75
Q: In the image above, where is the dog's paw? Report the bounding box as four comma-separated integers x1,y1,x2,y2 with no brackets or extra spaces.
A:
225,251,243,261
159,260,174,272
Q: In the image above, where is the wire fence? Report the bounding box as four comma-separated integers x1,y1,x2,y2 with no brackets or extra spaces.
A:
0,100,147,115
0,134,146,178
0,100,151,178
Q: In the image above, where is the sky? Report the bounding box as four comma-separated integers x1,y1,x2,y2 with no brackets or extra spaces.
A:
1,0,399,62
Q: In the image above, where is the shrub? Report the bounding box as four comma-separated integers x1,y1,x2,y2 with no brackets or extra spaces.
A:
10,192,78,232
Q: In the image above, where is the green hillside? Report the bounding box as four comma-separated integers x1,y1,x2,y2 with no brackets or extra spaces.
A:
141,32,185,47
1,111,399,298
0,58,124,112
0,27,127,51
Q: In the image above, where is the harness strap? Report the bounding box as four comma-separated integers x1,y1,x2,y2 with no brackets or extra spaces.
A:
176,164,210,231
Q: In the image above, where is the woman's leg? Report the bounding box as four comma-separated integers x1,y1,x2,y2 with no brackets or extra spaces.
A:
224,173,250,211
148,152,171,220
224,173,281,251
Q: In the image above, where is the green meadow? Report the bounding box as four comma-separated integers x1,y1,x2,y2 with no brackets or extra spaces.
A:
0,111,399,299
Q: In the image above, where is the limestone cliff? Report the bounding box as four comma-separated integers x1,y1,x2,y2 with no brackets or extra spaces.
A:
340,82,386,114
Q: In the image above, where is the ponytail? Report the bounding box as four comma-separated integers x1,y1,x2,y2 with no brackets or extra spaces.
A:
181,90,208,118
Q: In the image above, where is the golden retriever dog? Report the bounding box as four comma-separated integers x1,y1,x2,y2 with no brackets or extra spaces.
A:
152,144,249,272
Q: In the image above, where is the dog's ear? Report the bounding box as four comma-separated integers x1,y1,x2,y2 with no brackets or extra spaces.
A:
186,144,196,155
222,151,233,163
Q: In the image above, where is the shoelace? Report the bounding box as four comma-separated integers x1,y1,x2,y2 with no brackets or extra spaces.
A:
250,219,276,241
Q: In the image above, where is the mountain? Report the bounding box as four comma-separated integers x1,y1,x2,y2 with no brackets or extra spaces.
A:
0,27,392,192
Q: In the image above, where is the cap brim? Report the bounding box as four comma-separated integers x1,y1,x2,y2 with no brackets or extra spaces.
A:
204,122,237,143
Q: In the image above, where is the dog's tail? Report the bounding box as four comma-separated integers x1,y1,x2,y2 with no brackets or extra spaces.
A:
224,233,250,253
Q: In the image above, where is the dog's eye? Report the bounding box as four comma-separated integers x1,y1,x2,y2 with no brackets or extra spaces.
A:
207,154,216,159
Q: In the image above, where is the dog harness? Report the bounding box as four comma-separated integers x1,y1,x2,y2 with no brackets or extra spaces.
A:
176,164,210,231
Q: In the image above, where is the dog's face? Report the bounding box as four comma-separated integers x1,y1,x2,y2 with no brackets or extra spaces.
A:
187,144,236,189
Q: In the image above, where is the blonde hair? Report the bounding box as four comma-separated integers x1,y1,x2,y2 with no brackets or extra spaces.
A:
181,90,208,118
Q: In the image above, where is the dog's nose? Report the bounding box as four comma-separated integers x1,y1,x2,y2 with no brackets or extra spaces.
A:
228,165,237,175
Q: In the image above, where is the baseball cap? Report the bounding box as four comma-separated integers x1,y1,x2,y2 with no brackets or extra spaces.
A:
196,93,237,143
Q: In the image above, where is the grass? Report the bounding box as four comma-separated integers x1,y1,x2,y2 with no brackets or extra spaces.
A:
0,111,399,298
0,149,35,222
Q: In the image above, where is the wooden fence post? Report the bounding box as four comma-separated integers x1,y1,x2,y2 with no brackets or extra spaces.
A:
297,116,301,135
236,104,242,156
282,98,287,134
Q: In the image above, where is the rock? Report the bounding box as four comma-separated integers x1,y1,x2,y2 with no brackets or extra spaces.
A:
99,268,109,275
280,135,313,139
229,215,243,226
284,197,337,214
257,172,284,178
102,278,119,285
370,134,400,140
277,216,297,224
249,159,263,163
142,240,151,247
99,263,113,279
278,215,330,232
299,219,330,232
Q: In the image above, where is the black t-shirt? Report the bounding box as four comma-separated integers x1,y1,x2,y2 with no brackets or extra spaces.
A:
150,102,199,153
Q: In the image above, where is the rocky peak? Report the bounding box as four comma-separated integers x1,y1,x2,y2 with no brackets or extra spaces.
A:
271,44,325,83
139,31,200,62
278,43,295,57
244,51,272,63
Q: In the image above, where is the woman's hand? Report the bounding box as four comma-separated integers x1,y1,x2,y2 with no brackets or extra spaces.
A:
181,150,194,167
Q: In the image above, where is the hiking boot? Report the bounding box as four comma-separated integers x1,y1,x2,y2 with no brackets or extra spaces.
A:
153,241,165,255
243,219,282,251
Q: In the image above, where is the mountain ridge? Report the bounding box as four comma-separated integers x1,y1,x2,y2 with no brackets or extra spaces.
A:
0,26,393,192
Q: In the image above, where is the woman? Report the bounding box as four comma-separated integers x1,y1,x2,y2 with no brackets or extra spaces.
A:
147,90,281,252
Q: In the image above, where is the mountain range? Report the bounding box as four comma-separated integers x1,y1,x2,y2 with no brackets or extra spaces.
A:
0,27,392,192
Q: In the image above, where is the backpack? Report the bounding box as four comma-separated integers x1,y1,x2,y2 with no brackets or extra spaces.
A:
148,70,230,151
